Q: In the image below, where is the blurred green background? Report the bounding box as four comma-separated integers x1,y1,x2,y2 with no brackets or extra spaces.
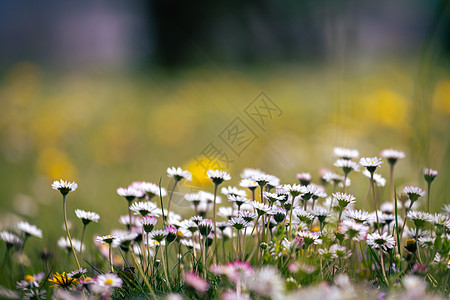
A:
0,0,449,256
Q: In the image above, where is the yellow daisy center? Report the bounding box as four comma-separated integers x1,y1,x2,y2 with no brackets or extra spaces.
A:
105,278,114,285
25,275,35,282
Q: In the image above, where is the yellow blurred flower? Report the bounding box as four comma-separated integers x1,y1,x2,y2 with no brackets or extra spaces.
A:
36,147,77,180
434,80,450,114
361,89,408,129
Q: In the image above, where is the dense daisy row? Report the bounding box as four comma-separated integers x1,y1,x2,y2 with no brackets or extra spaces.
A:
0,148,449,299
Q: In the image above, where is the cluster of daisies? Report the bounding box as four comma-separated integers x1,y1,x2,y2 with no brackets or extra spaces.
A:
1,149,449,299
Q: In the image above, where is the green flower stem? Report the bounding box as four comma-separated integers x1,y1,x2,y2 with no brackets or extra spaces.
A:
109,243,114,272
389,164,395,203
343,174,348,194
161,244,172,291
379,250,389,287
167,180,178,217
212,183,219,264
79,224,87,253
370,173,381,234
63,195,81,270
427,181,431,213
130,246,157,300
288,207,294,238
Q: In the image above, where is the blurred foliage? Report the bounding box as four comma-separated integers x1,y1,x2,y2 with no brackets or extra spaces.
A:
0,60,449,248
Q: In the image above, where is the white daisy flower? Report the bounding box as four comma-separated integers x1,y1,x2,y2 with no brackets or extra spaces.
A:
16,272,45,290
129,201,159,217
113,232,139,249
380,149,405,165
296,172,312,186
333,147,359,160
140,216,158,232
359,157,383,173
67,268,87,279
294,209,315,223
345,209,372,224
131,181,167,200
227,195,250,209
340,220,369,242
333,192,356,209
218,206,235,219
116,186,144,202
297,230,322,246
418,236,435,248
283,183,305,198
312,207,331,223
167,167,192,182
380,202,394,214
51,179,78,196
403,186,425,202
404,228,430,239
198,219,213,236
266,175,280,188
407,211,434,228
329,244,352,259
237,210,258,222
0,231,22,248
244,266,284,299
423,168,438,184
17,221,42,238
207,169,231,185
221,186,247,197
366,232,396,251
240,168,263,179
251,173,274,187
95,273,123,288
251,201,271,216
433,213,450,231
321,170,342,185
334,159,360,175
362,170,386,187
148,229,169,242
75,209,100,225
228,217,251,230
239,179,258,190
443,204,450,216
198,190,221,204
96,235,117,244
57,237,83,252
119,215,140,227
263,192,284,205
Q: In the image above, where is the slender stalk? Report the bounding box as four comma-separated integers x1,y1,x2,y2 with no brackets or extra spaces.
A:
359,243,368,268
236,230,240,260
130,246,157,300
167,180,178,217
222,238,226,263
288,206,294,238
337,209,343,229
370,173,381,234
379,250,389,287
202,237,207,279
427,182,431,213
63,195,81,270
212,184,219,264
128,204,133,232
109,244,114,272
161,244,172,291
389,164,395,203
343,174,348,194
79,224,87,253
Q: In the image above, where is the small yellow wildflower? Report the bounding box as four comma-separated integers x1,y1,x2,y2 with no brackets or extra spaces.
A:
48,272,78,289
